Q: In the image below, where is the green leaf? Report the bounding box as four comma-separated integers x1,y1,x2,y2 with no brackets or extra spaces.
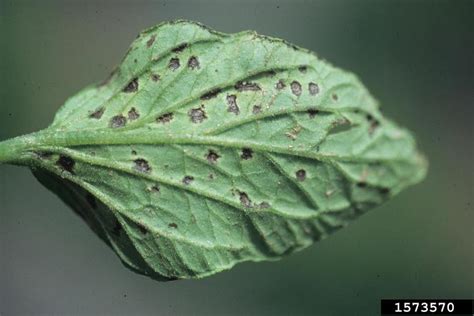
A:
0,20,427,280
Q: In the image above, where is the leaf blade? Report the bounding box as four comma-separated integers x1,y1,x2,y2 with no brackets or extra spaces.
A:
13,20,426,280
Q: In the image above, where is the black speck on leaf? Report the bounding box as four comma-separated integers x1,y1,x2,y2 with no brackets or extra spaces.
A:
308,82,319,96
241,148,253,160
239,192,252,208
366,114,380,134
151,74,160,82
57,155,75,174
172,43,188,53
276,79,286,90
200,88,221,100
263,70,276,77
296,169,306,181
169,58,180,70
36,151,54,159
357,181,367,188
89,107,105,119
291,81,302,96
206,150,220,163
227,95,239,115
183,176,194,185
123,78,138,93
168,223,178,229
134,159,151,173
252,105,262,114
235,81,261,91
110,115,127,128
137,223,148,235
189,107,207,123
259,202,270,209
146,35,156,48
307,108,319,118
157,112,174,124
127,107,140,121
188,56,200,69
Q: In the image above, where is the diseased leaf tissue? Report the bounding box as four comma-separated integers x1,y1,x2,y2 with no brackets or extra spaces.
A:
0,20,427,280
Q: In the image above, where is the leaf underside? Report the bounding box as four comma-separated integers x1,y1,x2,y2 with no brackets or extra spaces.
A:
23,20,426,280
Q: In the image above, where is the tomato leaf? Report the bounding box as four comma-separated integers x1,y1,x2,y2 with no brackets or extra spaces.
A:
0,20,427,280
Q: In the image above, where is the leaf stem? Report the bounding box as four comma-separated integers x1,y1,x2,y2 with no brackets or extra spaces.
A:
0,133,37,165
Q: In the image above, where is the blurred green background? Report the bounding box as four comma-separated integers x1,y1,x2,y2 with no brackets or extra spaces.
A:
0,0,472,315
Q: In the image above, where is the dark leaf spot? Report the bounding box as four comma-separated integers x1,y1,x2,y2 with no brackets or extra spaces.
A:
134,159,151,173
131,150,137,155
187,56,200,70
328,119,352,135
89,107,105,119
332,93,338,101
127,107,140,121
146,35,156,48
366,114,380,134
209,173,215,180
57,155,75,174
172,43,188,53
156,112,174,124
110,115,127,128
235,81,261,91
206,150,220,163
85,193,97,209
369,120,380,134
276,79,286,90
308,82,319,96
151,74,160,82
262,70,276,77
286,125,302,140
169,58,180,70
241,148,253,160
291,81,302,96
150,185,160,193
137,223,148,235
252,105,262,114
258,202,270,209
307,108,319,118
168,223,178,229
296,169,306,181
239,192,252,208
357,181,367,188
200,88,221,100
188,107,207,123
298,65,307,73
35,151,53,159
123,78,138,93
227,95,239,115
183,176,194,185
